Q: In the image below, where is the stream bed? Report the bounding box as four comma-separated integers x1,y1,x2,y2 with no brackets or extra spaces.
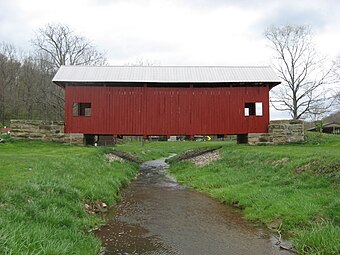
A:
95,157,292,255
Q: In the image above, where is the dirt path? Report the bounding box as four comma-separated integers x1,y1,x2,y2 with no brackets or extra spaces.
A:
95,157,292,255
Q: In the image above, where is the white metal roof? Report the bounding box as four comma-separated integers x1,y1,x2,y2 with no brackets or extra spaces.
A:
52,65,281,85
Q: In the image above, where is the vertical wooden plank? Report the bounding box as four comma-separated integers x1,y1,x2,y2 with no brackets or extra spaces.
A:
65,84,271,136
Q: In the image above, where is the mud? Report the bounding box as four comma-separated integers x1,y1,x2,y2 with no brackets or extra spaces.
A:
95,157,292,255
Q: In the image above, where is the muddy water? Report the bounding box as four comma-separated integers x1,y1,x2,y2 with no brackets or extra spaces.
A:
96,158,291,255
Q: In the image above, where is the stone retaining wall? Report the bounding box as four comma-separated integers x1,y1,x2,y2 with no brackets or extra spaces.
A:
9,119,304,146
10,120,83,145
248,120,304,145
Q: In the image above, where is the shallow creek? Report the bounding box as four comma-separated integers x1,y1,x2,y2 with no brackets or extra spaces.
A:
95,157,291,255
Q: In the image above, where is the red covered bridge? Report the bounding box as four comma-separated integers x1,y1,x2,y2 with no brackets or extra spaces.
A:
52,66,280,142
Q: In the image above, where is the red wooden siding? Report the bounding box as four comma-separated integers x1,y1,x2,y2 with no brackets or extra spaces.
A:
64,85,270,135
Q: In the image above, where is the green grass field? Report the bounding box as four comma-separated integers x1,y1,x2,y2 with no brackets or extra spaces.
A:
0,140,138,254
167,133,340,255
1,133,339,254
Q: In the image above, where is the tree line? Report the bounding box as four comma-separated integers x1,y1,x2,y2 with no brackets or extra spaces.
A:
0,23,106,126
0,23,339,126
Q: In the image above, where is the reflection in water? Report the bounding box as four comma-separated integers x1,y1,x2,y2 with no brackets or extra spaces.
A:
96,157,291,255
98,220,174,255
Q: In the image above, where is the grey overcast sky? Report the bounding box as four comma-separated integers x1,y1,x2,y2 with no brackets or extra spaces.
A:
1,0,339,119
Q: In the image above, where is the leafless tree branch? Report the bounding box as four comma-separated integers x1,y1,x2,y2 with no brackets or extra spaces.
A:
31,23,107,72
265,24,333,120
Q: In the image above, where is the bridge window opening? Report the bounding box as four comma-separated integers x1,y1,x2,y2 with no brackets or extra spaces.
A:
244,103,255,116
244,102,263,116
73,103,91,116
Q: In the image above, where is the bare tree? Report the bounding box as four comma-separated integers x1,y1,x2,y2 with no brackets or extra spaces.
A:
306,100,332,122
333,55,340,106
32,23,106,71
30,23,107,120
17,57,61,120
0,40,76,124
265,24,333,120
334,90,340,106
125,58,160,66
0,43,21,125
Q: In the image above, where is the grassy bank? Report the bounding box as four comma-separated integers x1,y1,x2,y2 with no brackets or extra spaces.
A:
2,135,339,254
169,133,340,255
0,140,138,254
